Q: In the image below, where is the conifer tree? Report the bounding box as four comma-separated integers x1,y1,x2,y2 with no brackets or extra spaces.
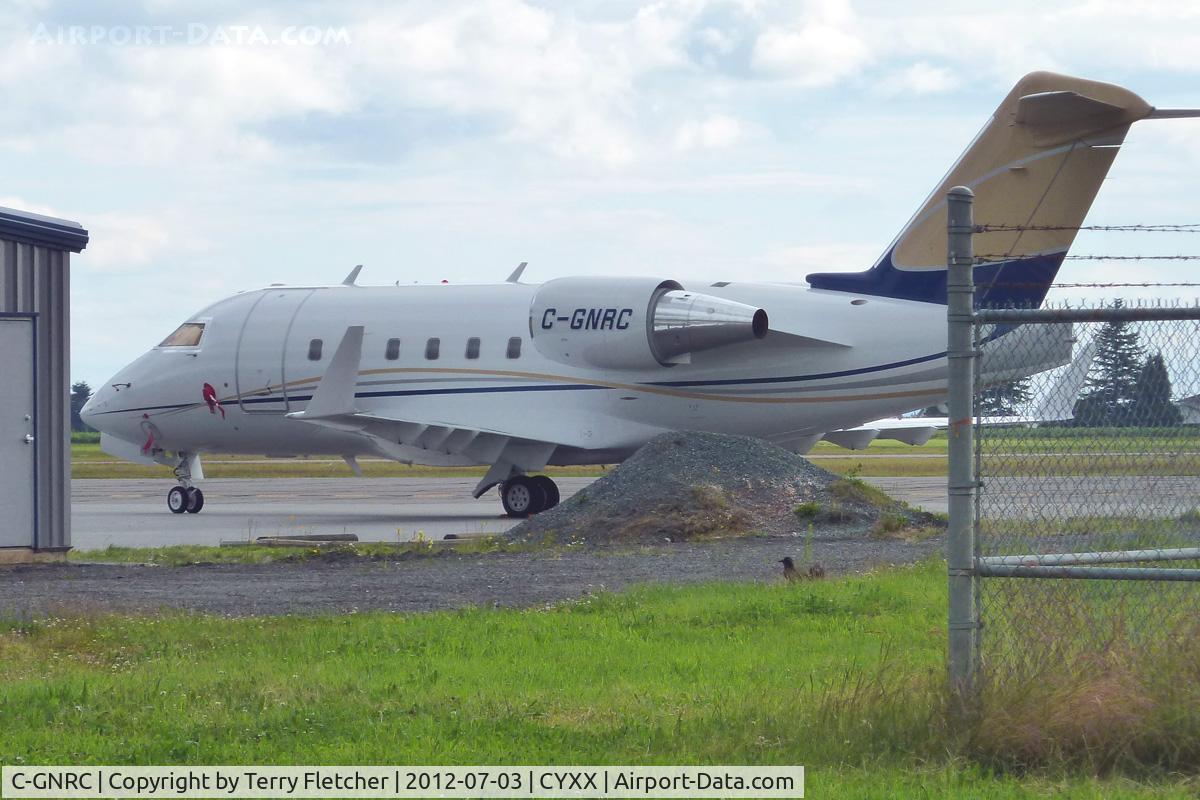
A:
1075,305,1145,426
1131,352,1182,427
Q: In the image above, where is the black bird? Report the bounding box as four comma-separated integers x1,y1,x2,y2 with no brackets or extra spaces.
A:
779,556,826,581
779,557,799,581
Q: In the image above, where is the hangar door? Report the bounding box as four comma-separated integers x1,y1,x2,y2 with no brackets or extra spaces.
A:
0,317,35,547
236,289,314,413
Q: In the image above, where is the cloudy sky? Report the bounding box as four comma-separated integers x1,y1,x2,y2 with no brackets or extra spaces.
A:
3,0,1200,384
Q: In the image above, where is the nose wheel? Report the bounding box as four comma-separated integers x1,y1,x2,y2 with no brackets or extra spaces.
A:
167,486,205,514
500,475,560,517
166,451,206,514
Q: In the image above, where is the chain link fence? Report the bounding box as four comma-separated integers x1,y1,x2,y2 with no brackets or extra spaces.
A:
972,310,1200,683
944,186,1200,702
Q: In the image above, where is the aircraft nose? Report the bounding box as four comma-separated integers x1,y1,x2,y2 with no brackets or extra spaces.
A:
80,384,113,432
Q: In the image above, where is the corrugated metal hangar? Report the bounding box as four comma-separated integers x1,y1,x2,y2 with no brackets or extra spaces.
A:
0,206,89,562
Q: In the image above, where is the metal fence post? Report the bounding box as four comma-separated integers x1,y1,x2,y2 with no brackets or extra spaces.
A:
946,186,978,702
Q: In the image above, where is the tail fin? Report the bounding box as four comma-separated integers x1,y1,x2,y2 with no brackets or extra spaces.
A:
807,72,1156,306
1033,336,1098,421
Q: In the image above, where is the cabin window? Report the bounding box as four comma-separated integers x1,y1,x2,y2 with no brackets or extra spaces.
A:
308,339,323,361
425,338,440,360
465,337,481,359
159,322,205,348
385,338,401,360
506,337,522,359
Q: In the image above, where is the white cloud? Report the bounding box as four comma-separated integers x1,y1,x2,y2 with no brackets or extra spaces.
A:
673,113,745,151
351,0,700,166
75,213,186,273
0,195,63,218
0,25,355,165
751,0,869,87
696,26,736,55
0,195,193,274
860,1,1200,87
878,62,960,96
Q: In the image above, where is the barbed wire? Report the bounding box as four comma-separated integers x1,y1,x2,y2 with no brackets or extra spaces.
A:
976,223,1200,233
971,280,1200,291
1044,282,1200,288
976,254,1200,262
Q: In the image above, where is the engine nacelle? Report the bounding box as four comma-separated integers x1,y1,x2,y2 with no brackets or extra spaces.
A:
530,277,768,369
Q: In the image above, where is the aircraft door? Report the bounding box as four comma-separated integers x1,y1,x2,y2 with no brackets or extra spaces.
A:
235,289,315,413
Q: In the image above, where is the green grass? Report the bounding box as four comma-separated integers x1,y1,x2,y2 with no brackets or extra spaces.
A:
828,474,904,508
69,539,523,566
1,561,1195,797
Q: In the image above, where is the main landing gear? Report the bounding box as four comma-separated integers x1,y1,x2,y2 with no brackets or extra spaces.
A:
167,485,204,514
167,452,205,514
500,475,560,517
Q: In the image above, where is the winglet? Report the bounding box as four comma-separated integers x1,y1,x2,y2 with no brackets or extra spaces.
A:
506,262,528,284
287,326,364,420
342,265,363,286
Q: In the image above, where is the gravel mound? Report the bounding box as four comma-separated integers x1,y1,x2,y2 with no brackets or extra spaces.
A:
508,431,938,544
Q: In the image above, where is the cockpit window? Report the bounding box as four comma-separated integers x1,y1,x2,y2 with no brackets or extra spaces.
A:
158,322,205,347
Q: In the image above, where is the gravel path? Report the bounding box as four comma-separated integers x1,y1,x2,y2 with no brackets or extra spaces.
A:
0,535,943,618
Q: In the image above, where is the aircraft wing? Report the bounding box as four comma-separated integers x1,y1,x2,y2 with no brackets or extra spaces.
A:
285,326,665,492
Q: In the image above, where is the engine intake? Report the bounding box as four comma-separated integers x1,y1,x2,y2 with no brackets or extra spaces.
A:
530,277,767,369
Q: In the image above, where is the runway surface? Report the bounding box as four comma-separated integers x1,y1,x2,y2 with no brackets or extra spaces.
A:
69,475,1200,551
69,476,944,551
71,478,591,551
68,474,945,551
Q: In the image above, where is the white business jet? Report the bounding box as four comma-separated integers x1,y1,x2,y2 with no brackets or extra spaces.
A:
82,72,1196,516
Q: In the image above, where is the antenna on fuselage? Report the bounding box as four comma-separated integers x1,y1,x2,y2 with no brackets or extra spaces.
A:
342,264,363,286
506,262,528,284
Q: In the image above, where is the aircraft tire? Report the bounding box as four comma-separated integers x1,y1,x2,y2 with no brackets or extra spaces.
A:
531,475,560,509
167,486,189,514
501,476,547,517
185,487,205,514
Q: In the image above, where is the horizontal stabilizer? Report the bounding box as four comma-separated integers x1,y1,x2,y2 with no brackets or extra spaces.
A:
1016,90,1123,124
1015,90,1134,145
1146,108,1200,119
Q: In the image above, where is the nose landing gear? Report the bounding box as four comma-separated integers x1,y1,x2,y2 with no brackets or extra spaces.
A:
500,474,560,517
167,452,205,514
